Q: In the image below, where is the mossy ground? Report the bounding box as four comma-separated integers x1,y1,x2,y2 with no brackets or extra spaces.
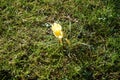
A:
0,0,120,80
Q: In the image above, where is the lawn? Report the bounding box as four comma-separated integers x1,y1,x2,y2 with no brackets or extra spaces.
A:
0,0,120,80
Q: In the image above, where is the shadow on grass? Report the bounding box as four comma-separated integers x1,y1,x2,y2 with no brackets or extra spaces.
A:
0,70,12,80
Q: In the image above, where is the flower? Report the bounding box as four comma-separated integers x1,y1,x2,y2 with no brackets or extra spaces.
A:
51,22,63,39
51,22,63,44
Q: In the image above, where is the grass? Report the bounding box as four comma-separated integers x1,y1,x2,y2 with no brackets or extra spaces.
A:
0,0,120,80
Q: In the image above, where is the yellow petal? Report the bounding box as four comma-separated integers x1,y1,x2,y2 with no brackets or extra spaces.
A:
51,23,62,32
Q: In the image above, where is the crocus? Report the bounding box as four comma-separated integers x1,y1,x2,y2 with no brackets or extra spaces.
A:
51,22,63,44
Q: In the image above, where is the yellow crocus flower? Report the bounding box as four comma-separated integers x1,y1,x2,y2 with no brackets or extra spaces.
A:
51,23,63,44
